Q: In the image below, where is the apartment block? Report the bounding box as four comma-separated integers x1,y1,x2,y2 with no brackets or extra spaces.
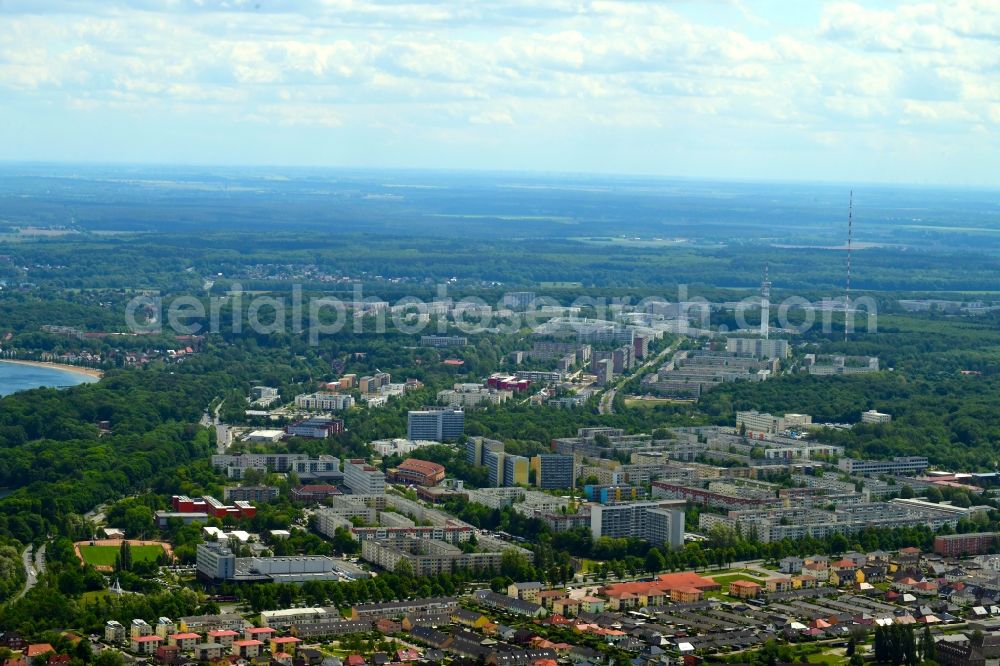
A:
838,456,929,476
736,410,813,435
421,335,468,348
294,392,355,411
934,532,1000,557
286,417,344,438
531,454,575,490
725,337,790,359
344,459,386,495
223,486,279,503
503,455,530,487
589,500,686,549
465,437,505,467
407,408,465,441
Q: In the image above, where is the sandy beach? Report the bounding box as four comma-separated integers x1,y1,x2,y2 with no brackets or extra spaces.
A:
0,359,104,379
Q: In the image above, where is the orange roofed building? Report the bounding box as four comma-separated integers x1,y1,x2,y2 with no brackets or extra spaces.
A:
602,572,720,609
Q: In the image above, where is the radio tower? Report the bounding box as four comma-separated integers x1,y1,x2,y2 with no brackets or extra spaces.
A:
845,190,853,342
760,263,771,339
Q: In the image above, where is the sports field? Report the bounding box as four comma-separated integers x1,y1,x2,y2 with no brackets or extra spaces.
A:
78,544,165,567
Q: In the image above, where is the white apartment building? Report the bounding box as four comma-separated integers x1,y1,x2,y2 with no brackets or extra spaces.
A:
589,500,685,549
295,392,355,411
343,458,386,495
726,337,789,359
861,409,892,424
736,410,813,435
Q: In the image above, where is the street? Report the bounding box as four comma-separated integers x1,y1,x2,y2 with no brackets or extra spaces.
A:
15,542,45,601
598,338,681,415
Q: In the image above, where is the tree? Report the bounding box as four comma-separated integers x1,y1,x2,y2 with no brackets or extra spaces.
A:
115,541,132,572
920,625,935,662
92,652,125,666
644,548,666,574
899,485,915,499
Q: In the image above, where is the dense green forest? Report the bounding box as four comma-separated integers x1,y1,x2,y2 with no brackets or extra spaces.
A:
6,231,1000,293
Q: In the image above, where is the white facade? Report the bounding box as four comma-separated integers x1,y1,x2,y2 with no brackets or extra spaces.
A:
295,392,355,411
861,410,892,424
344,459,386,495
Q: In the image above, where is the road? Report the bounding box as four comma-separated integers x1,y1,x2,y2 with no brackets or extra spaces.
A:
598,339,682,415
200,398,229,454
15,543,46,601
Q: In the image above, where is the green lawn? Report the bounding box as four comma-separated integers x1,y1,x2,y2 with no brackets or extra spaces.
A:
79,544,165,566
710,572,765,587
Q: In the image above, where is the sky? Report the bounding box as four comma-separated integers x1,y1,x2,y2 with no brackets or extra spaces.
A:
0,0,998,185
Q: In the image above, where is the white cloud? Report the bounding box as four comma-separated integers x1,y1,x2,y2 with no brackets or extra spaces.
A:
0,0,996,182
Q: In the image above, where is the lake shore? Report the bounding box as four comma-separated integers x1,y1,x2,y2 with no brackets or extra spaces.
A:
0,359,104,379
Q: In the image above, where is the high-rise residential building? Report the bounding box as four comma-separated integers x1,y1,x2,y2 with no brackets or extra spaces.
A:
407,408,465,441
595,359,613,385
589,500,686,549
725,337,790,359
531,454,575,489
633,335,650,360
612,345,634,374
465,437,504,466
484,448,506,487
502,292,536,311
343,459,386,495
503,455,529,487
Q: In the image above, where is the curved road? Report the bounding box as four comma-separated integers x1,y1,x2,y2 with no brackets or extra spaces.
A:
15,543,45,601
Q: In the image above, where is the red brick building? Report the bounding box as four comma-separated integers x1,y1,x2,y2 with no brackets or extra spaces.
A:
390,458,446,486
934,532,1000,557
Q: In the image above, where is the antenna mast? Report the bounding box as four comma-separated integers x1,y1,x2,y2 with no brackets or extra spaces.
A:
845,190,853,342
760,263,771,340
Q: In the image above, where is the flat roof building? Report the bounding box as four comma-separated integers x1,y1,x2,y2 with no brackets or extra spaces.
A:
531,454,575,490
590,500,685,549
838,456,928,476
344,459,386,495
861,410,892,424
407,408,465,442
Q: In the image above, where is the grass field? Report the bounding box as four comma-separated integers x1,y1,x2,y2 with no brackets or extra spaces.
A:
79,544,165,567
710,572,765,587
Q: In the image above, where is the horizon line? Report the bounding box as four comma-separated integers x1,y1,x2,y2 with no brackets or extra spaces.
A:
1,159,997,192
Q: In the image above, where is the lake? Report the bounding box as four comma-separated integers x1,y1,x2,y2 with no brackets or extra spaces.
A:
0,361,99,397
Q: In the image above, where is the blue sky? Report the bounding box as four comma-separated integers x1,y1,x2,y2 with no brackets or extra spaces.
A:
0,0,997,185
